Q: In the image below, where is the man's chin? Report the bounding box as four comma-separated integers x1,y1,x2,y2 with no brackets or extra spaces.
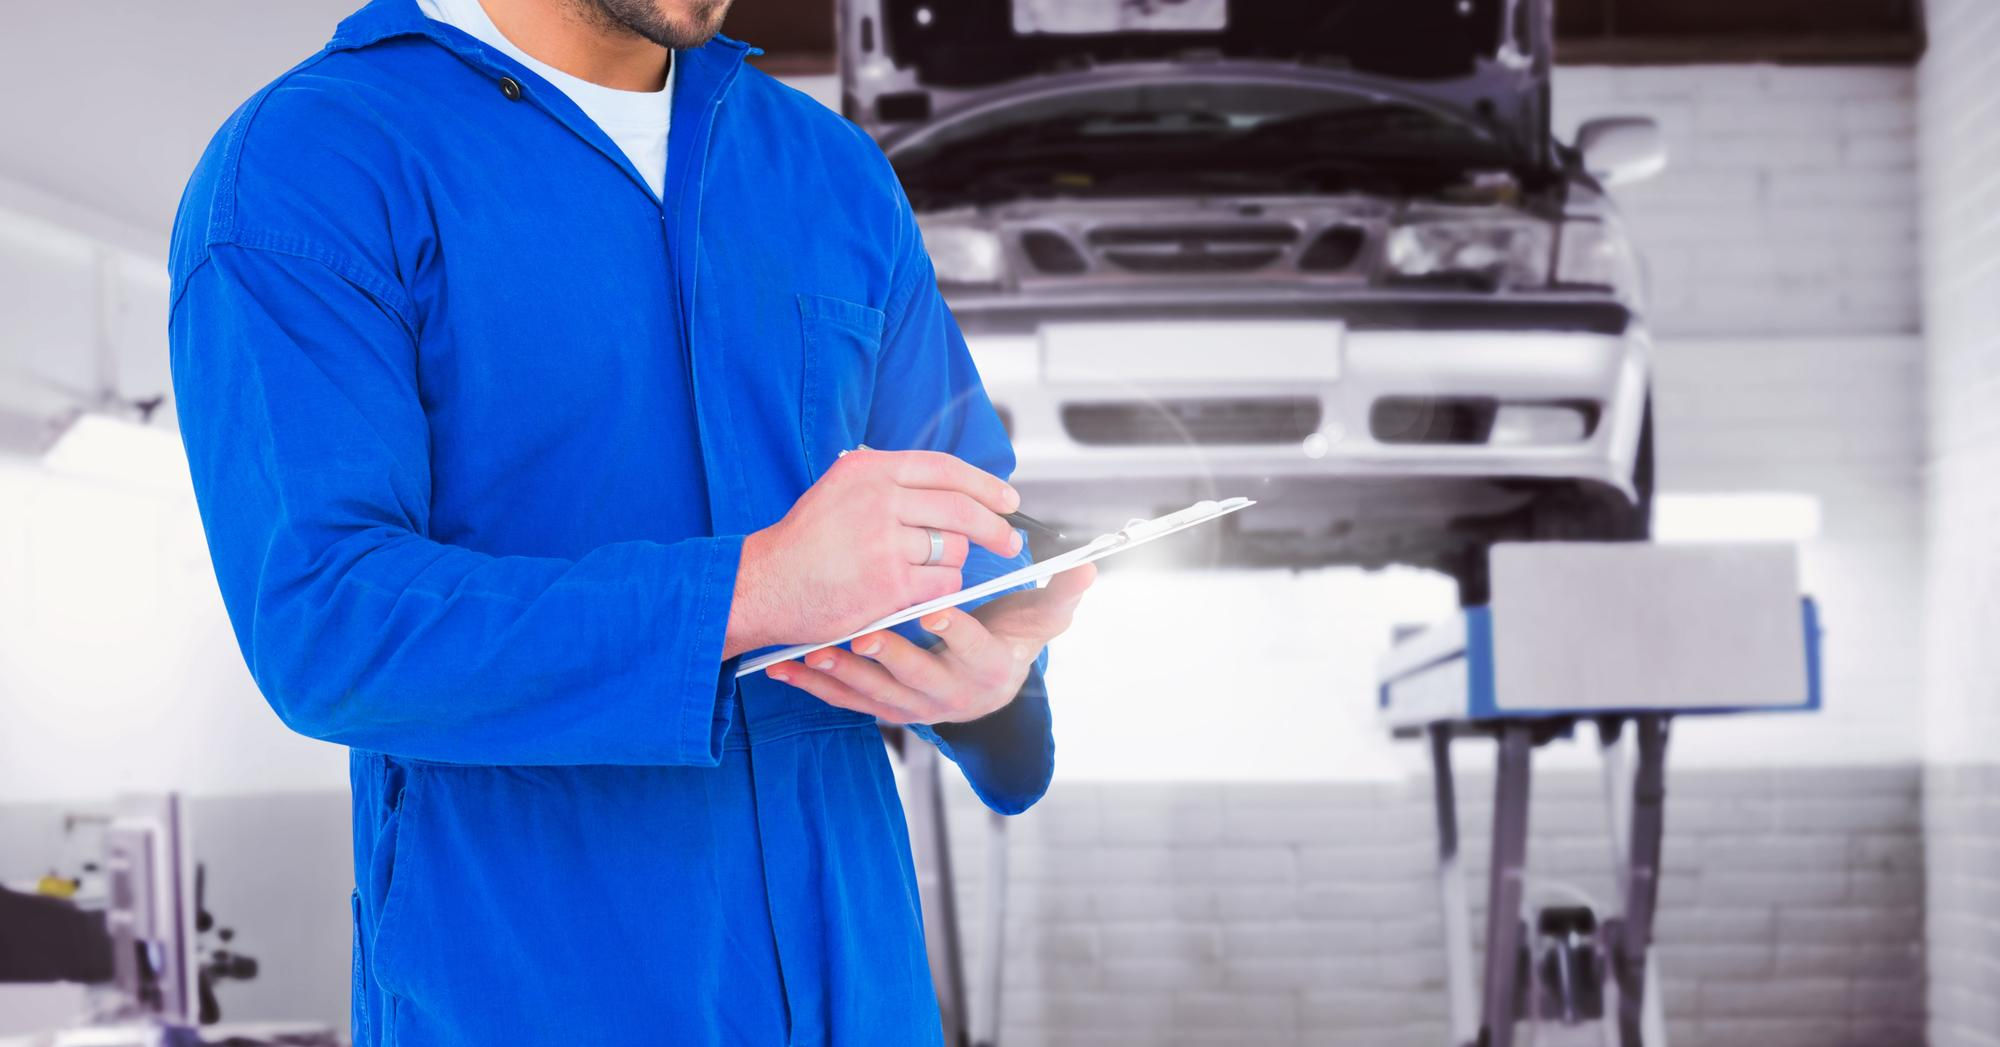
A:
659,11,730,50
587,0,734,51
676,22,727,50
685,1,735,47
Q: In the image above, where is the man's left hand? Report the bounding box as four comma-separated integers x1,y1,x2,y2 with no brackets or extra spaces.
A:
764,563,1096,725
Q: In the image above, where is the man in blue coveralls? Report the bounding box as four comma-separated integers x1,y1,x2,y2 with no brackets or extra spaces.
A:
166,0,1095,1042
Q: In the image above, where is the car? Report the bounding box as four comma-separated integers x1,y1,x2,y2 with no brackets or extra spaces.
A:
837,0,1666,603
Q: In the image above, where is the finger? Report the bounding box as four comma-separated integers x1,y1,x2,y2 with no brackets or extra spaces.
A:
904,565,965,605
974,564,1097,645
922,609,1029,694
1015,563,1099,630
921,606,1021,669
852,629,954,697
809,646,934,716
899,526,969,568
883,450,1019,515
1008,581,1092,643
896,489,1019,557
766,661,917,724
1042,562,1098,604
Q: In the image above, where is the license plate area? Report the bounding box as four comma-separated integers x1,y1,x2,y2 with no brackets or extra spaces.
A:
1040,321,1345,385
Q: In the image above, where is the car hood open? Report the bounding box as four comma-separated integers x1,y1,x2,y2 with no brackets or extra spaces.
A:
846,0,1553,168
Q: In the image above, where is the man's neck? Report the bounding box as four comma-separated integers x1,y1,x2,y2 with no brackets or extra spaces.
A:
477,0,671,92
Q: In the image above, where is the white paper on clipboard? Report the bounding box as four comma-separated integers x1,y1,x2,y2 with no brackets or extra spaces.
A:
736,496,1255,677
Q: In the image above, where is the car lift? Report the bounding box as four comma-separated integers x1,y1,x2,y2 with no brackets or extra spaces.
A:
896,540,1821,1047
1378,542,1821,1047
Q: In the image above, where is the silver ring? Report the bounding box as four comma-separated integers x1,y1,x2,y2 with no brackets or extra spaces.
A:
922,527,947,566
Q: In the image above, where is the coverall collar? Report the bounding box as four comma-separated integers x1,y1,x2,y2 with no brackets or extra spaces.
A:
327,0,760,206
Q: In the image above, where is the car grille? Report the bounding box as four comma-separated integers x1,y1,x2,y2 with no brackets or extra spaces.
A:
1298,226,1367,271
1062,397,1323,446
1088,223,1296,274
1017,222,1372,278
1019,230,1088,274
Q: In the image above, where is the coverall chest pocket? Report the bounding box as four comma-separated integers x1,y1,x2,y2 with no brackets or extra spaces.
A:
797,293,886,479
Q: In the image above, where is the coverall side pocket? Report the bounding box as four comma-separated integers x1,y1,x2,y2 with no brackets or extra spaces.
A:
366,762,425,1004
798,293,886,478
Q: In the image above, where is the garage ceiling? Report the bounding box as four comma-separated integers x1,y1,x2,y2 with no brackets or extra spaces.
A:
733,0,1926,75
1555,0,1926,63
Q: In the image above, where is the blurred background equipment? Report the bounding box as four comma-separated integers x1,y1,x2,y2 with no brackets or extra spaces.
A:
0,796,335,1047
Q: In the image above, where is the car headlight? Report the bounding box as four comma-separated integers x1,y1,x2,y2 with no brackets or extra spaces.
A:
1555,218,1642,300
919,223,1006,287
1384,219,1553,289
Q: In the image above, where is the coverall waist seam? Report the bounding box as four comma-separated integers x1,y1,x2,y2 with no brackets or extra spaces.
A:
726,710,877,751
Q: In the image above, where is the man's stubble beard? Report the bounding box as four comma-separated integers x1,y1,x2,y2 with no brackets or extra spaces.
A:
569,0,735,51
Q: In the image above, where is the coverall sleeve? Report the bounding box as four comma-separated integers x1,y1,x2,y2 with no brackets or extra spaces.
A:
169,242,742,767
865,213,1055,816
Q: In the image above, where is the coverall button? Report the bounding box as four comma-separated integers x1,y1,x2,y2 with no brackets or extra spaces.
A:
498,76,523,101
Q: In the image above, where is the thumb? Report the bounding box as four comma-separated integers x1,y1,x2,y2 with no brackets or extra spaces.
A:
978,562,1096,641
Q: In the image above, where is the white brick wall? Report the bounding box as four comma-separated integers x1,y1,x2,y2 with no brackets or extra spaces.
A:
1918,0,2000,761
1552,65,1919,338
1918,1,2000,1044
942,767,1925,1047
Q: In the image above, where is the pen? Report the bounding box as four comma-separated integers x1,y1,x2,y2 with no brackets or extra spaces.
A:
999,508,1066,541
843,445,1065,540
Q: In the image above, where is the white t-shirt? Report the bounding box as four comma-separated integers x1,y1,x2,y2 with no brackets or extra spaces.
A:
418,0,674,197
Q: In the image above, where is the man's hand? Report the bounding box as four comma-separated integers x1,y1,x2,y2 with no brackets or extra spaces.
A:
722,449,1023,659
762,563,1096,725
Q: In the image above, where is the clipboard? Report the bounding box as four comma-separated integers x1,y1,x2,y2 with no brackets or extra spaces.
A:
736,496,1255,677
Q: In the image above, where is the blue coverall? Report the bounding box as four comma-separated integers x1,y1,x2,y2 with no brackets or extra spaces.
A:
166,2,1053,1042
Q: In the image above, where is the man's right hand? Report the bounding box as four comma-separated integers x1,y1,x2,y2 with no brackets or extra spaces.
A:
722,449,1023,658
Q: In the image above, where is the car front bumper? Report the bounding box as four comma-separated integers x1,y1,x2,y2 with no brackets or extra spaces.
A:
965,320,1651,506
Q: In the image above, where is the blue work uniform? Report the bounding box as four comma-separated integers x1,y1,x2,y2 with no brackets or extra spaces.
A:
165,1,1054,1042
